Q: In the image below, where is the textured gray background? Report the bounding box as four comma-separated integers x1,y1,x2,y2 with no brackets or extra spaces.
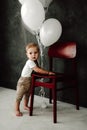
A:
0,0,87,107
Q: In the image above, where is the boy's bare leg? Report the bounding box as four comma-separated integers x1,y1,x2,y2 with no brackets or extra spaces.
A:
24,97,30,111
15,101,23,116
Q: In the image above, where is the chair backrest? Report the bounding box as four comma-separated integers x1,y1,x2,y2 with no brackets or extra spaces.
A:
48,42,76,59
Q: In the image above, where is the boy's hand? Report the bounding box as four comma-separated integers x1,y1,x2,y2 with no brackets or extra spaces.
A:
48,72,55,75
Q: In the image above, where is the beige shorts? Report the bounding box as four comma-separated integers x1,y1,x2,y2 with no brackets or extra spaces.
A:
16,77,31,102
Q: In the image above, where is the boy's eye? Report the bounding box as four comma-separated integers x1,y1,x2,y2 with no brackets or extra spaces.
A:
28,51,38,55
34,52,38,54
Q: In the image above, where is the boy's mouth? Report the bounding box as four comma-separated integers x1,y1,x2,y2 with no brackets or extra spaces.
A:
32,57,36,60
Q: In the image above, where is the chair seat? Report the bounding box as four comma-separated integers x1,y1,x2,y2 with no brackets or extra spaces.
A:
32,73,56,89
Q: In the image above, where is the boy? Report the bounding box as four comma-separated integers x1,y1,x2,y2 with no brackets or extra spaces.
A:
15,42,55,116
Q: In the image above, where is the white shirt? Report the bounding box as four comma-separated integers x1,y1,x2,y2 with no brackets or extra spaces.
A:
21,59,36,77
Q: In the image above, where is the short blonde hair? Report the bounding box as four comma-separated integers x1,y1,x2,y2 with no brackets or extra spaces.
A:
26,42,40,52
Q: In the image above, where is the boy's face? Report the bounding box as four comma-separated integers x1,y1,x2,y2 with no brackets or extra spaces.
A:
26,47,39,61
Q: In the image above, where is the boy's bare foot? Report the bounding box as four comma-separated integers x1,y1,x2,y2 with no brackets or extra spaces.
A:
24,106,30,111
16,111,23,116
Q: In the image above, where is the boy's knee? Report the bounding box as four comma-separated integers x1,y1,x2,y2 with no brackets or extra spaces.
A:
16,95,22,102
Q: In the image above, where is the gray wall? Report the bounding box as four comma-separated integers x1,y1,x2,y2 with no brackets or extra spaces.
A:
0,0,87,107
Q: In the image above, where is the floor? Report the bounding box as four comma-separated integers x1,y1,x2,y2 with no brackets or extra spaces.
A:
0,87,87,130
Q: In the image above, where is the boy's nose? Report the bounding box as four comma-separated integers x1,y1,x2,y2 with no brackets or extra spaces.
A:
32,53,35,56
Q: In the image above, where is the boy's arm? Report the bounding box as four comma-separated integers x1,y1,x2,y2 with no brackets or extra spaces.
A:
32,66,55,75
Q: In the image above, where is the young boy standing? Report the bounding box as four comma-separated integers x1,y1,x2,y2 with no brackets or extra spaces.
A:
15,42,55,116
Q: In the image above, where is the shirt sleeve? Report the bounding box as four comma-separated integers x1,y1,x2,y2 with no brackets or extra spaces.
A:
27,60,36,69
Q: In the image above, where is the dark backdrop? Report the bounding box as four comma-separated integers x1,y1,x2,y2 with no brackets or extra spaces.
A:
0,0,87,107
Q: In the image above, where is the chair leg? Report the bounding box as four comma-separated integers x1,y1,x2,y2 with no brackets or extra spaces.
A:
49,89,52,104
52,87,57,123
76,87,79,110
29,86,35,116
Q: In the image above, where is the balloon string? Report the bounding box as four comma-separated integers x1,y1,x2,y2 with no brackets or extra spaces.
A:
35,0,53,99
39,87,45,97
36,33,44,55
36,32,46,97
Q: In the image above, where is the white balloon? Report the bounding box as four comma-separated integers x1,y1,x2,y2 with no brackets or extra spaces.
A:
39,0,53,8
18,0,26,5
21,20,36,35
21,0,45,32
40,18,62,47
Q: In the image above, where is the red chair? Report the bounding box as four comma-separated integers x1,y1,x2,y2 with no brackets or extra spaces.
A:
29,42,79,123
48,42,79,110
